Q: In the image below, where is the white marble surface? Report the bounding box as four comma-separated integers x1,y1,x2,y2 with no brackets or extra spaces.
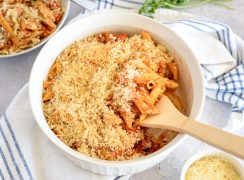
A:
0,1,243,179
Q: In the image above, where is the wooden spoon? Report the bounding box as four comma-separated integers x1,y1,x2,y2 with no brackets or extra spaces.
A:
140,95,244,159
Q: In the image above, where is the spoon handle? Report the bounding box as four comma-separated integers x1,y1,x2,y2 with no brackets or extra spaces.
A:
182,119,244,159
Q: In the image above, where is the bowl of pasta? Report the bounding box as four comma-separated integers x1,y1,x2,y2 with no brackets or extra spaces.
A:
29,10,205,175
0,0,70,57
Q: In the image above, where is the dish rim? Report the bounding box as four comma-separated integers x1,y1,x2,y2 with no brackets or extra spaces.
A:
29,10,205,168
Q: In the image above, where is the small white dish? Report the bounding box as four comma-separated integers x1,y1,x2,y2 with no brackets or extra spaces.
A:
180,150,244,180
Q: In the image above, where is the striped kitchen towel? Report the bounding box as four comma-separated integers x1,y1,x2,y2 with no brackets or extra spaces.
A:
0,84,126,180
154,11,244,131
0,1,244,180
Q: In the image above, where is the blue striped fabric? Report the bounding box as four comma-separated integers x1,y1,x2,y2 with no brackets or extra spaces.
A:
167,19,243,113
0,1,243,179
0,168,4,180
3,113,33,180
0,124,24,180
0,113,33,180
0,147,14,180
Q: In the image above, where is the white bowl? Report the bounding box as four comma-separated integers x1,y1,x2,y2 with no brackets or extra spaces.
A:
0,0,70,58
180,150,244,180
29,10,205,175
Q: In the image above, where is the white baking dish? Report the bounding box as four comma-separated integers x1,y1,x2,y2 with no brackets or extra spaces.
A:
29,10,205,175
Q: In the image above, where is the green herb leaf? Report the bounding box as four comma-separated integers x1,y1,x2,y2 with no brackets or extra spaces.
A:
138,0,233,16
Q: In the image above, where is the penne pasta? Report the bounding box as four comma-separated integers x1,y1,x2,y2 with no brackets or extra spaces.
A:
139,114,147,122
120,111,133,129
0,14,19,47
134,70,164,85
150,83,165,104
141,31,152,41
143,59,159,72
0,0,63,55
167,61,178,80
48,62,61,80
139,107,160,122
105,113,122,126
133,95,154,115
164,79,179,89
43,90,54,102
146,80,156,90
42,32,184,160
43,80,54,89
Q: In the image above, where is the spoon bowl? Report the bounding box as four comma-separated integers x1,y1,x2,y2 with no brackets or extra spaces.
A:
141,95,244,159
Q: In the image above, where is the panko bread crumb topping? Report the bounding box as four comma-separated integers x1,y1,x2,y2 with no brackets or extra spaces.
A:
42,32,183,160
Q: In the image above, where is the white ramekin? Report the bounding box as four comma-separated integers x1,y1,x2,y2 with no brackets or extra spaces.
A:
29,10,205,176
0,0,70,58
180,150,244,180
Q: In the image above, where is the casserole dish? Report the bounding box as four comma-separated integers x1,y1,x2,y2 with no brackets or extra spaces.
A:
29,10,205,175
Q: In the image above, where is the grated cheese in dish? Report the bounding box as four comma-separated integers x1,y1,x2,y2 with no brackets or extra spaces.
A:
185,155,241,180
42,32,181,160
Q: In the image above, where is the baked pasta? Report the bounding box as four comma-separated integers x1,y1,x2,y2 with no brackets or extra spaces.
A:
42,32,185,160
0,0,63,55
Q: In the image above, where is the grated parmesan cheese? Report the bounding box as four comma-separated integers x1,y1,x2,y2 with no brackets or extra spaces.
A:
43,32,178,160
185,155,241,180
0,26,6,48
